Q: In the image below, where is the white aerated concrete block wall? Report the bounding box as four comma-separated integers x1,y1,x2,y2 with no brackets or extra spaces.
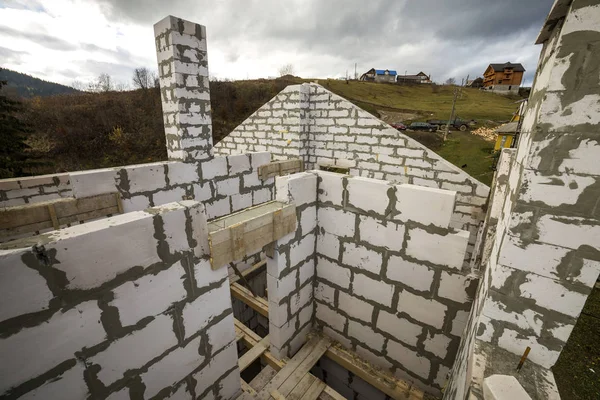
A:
0,153,274,239
267,172,318,359
446,2,600,399
213,83,490,269
0,201,240,399
313,171,474,395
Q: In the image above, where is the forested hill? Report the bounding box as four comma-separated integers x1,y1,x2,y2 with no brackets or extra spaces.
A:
0,69,79,98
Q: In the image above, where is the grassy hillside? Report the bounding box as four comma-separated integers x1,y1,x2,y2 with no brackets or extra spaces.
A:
0,69,79,98
319,79,519,122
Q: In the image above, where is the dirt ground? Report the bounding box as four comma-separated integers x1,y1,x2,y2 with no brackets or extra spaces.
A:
377,109,422,124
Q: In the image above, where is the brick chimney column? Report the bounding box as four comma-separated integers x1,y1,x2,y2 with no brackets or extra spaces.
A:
154,16,213,162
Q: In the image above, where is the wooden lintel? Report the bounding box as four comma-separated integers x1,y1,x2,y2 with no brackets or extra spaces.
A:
258,159,304,181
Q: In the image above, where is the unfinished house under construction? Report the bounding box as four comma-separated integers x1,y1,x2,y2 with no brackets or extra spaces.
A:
1,1,599,399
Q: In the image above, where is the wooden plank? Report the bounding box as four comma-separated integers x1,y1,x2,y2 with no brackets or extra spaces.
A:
234,319,345,400
277,336,332,397
47,204,59,229
231,223,246,261
115,193,124,213
0,201,54,229
242,379,258,396
57,205,120,226
239,336,270,372
258,159,303,180
250,366,277,392
52,193,117,218
324,344,423,400
270,390,286,400
231,283,269,317
287,373,317,400
256,336,322,400
300,380,326,400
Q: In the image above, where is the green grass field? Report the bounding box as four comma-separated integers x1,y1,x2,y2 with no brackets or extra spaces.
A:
319,80,520,122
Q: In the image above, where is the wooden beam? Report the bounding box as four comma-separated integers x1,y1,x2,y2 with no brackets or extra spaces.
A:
257,159,304,181
231,282,269,318
234,319,344,400
324,344,424,400
229,259,267,284
300,379,327,400
239,336,270,372
241,379,258,396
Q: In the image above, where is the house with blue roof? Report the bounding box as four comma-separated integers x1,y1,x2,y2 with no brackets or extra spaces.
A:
359,68,397,83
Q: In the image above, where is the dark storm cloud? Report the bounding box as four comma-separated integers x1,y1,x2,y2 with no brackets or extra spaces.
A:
0,25,77,51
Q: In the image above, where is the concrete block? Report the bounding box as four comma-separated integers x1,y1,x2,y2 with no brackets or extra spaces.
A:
320,356,350,383
386,339,431,380
111,262,187,327
358,216,405,251
299,258,315,286
201,156,228,180
351,376,387,400
316,170,345,205
386,255,435,293
316,232,340,260
338,291,373,323
206,314,237,355
483,375,533,400
0,301,104,394
205,197,230,219
47,211,161,290
298,301,313,327
126,163,167,193
164,383,192,400
352,273,395,307
290,283,313,316
482,299,544,336
451,310,469,336
300,205,317,236
153,187,186,206
342,242,383,275
167,162,199,185
437,271,475,304
397,289,447,329
141,335,205,399
517,272,588,318
216,366,242,400
277,172,317,206
348,320,385,352
268,299,289,328
193,182,212,202
395,184,456,228
347,177,391,215
90,314,178,385
250,152,271,169
227,154,251,174
316,257,351,289
22,362,88,400
269,317,297,350
497,329,559,368
181,282,230,338
288,321,312,357
434,364,451,388
70,168,116,197
376,310,422,347
267,270,296,303
253,187,272,205
315,282,335,305
216,177,240,196
405,228,469,270
289,233,315,267
0,248,54,322
231,192,252,212
423,333,452,359
319,206,355,237
316,302,346,332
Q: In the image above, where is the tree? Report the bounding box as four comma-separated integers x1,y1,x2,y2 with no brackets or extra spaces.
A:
0,76,31,178
445,77,456,85
278,64,295,77
132,67,152,90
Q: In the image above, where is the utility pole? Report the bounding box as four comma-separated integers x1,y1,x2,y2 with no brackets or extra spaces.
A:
354,63,357,80
444,87,459,141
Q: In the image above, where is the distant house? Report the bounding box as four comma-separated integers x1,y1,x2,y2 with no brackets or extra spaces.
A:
466,77,484,88
396,72,432,84
483,62,525,94
360,68,397,83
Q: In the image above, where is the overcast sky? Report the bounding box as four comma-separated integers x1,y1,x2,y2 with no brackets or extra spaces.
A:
0,0,554,88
